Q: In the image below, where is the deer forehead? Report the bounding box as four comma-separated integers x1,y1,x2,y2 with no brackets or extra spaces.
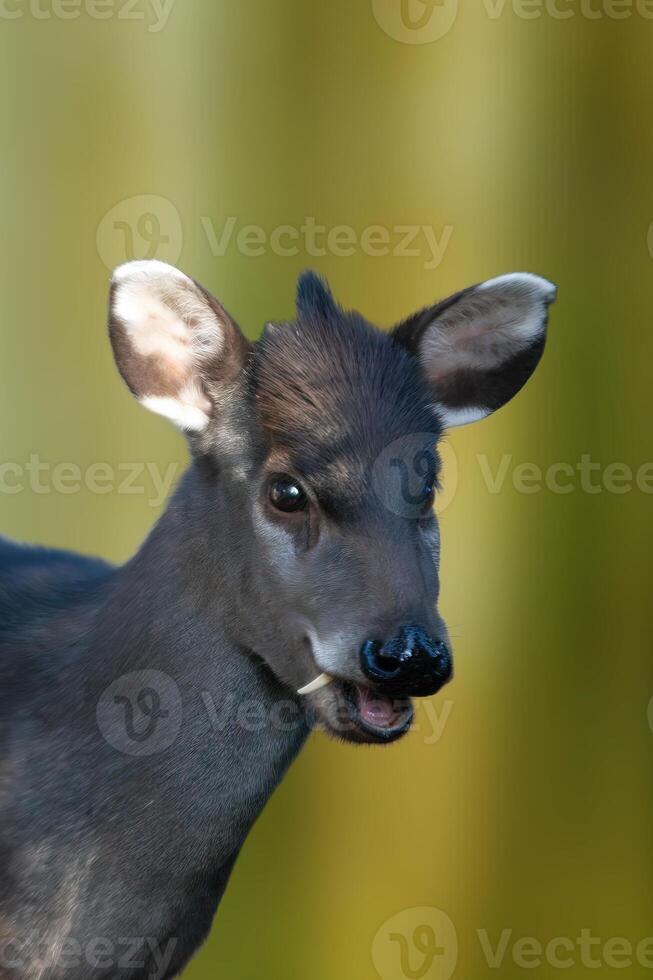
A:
251,313,438,456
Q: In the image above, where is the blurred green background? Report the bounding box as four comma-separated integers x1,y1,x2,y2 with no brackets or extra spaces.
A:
1,2,652,977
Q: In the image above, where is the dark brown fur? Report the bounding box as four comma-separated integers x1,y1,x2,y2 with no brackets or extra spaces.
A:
251,274,441,490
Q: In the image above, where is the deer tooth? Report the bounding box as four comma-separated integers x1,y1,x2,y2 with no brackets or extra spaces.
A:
297,673,334,696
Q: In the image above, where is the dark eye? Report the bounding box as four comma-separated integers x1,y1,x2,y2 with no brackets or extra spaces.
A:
268,475,308,513
422,483,435,500
420,482,436,510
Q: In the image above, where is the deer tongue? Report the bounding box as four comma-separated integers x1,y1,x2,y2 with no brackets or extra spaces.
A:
355,684,399,728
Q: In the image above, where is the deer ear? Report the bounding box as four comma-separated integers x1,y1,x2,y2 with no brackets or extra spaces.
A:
108,260,249,433
393,273,557,428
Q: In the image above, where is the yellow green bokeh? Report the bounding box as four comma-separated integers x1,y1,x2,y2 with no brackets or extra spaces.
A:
1,2,652,978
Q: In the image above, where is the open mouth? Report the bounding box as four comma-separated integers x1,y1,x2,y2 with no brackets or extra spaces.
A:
297,664,415,744
340,681,414,743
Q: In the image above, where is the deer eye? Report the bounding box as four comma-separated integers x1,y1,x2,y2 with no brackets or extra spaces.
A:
419,481,437,513
421,481,436,502
268,475,308,513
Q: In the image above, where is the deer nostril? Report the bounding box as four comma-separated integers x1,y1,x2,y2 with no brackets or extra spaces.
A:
360,639,402,680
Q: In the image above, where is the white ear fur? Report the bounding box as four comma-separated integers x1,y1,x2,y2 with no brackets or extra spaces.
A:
437,405,492,427
110,260,226,432
422,273,556,428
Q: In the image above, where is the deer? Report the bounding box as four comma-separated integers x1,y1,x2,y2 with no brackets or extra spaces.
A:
0,261,556,978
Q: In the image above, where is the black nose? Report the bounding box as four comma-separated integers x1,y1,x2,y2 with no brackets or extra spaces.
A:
360,625,452,697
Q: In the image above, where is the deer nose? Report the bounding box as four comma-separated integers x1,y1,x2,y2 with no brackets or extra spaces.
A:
359,626,452,698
